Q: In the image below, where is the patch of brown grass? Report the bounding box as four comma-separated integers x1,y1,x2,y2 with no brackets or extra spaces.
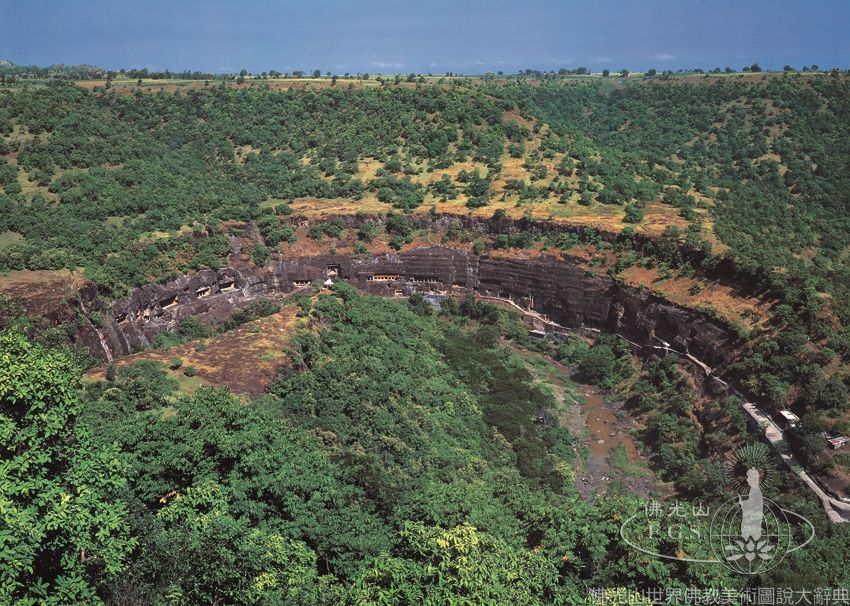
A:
0,269,87,315
619,266,770,330
86,306,302,396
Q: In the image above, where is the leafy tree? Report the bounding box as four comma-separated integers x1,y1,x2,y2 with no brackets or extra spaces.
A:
350,522,567,604
578,343,619,386
0,331,135,604
357,222,379,242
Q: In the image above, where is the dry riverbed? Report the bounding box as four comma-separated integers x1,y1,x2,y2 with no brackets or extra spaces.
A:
519,349,666,500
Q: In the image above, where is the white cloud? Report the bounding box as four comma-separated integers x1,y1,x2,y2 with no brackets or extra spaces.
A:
370,61,406,69
539,58,572,66
652,53,674,61
424,59,521,71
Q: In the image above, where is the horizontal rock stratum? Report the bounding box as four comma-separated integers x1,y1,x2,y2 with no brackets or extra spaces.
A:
81,246,737,368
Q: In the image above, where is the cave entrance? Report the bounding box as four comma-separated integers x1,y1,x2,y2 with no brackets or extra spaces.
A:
160,295,179,310
367,274,401,282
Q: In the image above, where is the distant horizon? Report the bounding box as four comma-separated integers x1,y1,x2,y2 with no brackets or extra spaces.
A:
2,0,849,76
1,58,847,78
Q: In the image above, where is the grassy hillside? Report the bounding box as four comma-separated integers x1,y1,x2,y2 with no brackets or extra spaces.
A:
2,74,850,470
1,75,847,291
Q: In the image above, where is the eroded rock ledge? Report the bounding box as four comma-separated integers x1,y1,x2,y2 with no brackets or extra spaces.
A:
84,247,737,367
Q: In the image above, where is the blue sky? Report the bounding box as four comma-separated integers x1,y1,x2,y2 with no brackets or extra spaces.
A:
1,0,848,74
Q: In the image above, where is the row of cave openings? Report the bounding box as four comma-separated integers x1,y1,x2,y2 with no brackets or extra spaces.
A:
115,278,241,325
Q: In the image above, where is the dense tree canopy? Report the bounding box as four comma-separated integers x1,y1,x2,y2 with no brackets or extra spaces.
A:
4,282,850,603
0,331,135,604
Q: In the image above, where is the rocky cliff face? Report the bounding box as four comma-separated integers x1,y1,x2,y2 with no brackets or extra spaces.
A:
91,246,737,367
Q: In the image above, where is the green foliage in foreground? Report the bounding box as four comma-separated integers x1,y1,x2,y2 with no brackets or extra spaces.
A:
74,289,716,603
0,331,135,605
5,291,850,603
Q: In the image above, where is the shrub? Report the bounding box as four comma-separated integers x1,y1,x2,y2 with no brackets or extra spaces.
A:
252,243,270,266
357,222,379,242
389,235,405,250
623,204,644,223
223,300,280,330
116,360,179,408
307,224,325,241
178,317,212,340
578,335,633,388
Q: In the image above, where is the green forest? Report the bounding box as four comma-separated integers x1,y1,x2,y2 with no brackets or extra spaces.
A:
3,75,850,450
2,76,848,301
5,285,850,604
3,73,850,603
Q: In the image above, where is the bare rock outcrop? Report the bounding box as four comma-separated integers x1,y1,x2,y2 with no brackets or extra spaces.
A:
91,247,737,367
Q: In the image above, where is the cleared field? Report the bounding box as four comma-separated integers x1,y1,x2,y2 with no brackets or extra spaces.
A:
438,197,691,237
285,170,696,241
620,266,771,331
73,76,412,94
